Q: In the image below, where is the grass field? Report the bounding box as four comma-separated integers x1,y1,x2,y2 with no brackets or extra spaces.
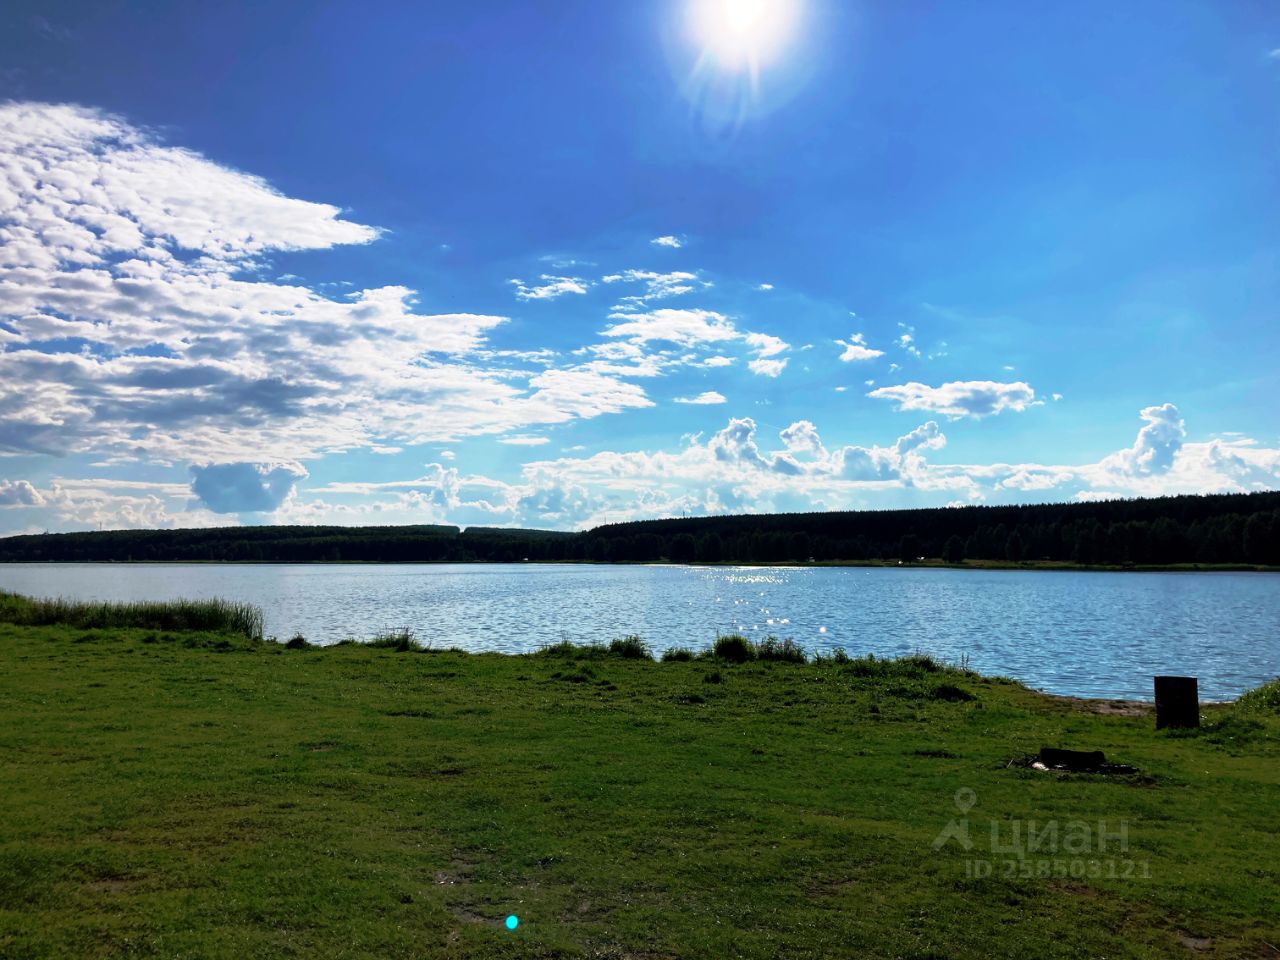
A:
1,616,1277,958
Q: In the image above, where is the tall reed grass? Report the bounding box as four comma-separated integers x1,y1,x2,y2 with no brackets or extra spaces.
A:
0,590,264,641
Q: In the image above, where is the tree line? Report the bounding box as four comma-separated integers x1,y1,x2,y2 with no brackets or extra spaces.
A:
0,492,1277,566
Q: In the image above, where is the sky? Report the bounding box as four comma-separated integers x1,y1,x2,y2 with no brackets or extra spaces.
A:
1,0,1278,534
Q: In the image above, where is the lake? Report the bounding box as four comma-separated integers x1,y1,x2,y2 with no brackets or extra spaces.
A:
1,562,1277,701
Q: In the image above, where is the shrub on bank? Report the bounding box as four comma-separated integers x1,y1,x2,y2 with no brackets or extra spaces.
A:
1235,678,1280,715
713,634,755,663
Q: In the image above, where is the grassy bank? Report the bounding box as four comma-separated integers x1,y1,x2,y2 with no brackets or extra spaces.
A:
0,589,263,639
0,617,1277,958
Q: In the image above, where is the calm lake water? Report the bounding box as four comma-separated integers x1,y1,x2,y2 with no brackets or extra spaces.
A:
2,563,1277,701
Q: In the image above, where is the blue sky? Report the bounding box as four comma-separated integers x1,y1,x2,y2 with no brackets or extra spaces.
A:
1,0,1278,532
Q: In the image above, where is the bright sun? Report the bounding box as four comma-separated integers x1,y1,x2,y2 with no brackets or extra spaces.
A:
688,0,801,74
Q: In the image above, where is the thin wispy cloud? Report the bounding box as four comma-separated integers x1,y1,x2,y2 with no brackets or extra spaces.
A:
674,391,727,404
509,275,591,300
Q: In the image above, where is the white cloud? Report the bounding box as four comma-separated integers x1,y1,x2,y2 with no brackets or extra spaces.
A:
602,308,739,346
185,404,1280,532
650,235,683,248
867,380,1038,418
0,102,656,465
0,479,43,506
1100,402,1183,475
702,356,734,368
498,435,551,446
748,357,788,377
674,391,727,405
780,420,827,457
0,477,228,531
744,332,789,357
756,283,774,291
509,275,590,300
836,332,884,362
602,269,707,303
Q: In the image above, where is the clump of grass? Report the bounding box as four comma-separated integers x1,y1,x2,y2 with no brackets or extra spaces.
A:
713,634,755,663
703,670,723,685
285,633,311,650
0,590,263,641
842,653,948,679
814,647,851,666
661,647,695,662
535,640,604,658
536,638,652,660
364,629,423,652
607,635,652,660
756,636,806,664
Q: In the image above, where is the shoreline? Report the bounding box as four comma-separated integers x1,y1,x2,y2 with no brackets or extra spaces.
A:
2,557,1278,574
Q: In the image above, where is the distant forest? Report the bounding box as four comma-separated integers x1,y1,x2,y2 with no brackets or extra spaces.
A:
2,491,1278,567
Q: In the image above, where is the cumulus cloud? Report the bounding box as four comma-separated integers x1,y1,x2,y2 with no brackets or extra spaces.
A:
228,404,1280,532
0,479,43,506
780,420,826,458
0,477,228,532
837,332,884,362
189,461,308,514
867,380,1038,418
509,275,590,300
674,391,727,404
748,357,788,377
1104,403,1183,475
650,235,683,248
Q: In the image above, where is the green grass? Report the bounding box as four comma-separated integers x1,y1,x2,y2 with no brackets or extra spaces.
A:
0,621,1277,958
1235,677,1280,715
0,589,263,640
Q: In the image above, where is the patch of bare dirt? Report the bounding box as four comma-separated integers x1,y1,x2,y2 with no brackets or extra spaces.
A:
1176,929,1213,952
1041,694,1152,717
87,876,134,894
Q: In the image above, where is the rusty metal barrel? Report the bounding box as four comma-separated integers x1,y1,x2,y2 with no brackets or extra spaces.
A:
1153,675,1199,729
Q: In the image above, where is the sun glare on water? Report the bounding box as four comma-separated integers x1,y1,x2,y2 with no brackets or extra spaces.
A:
688,0,801,75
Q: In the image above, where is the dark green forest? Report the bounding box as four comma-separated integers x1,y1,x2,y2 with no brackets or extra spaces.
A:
2,491,1278,567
